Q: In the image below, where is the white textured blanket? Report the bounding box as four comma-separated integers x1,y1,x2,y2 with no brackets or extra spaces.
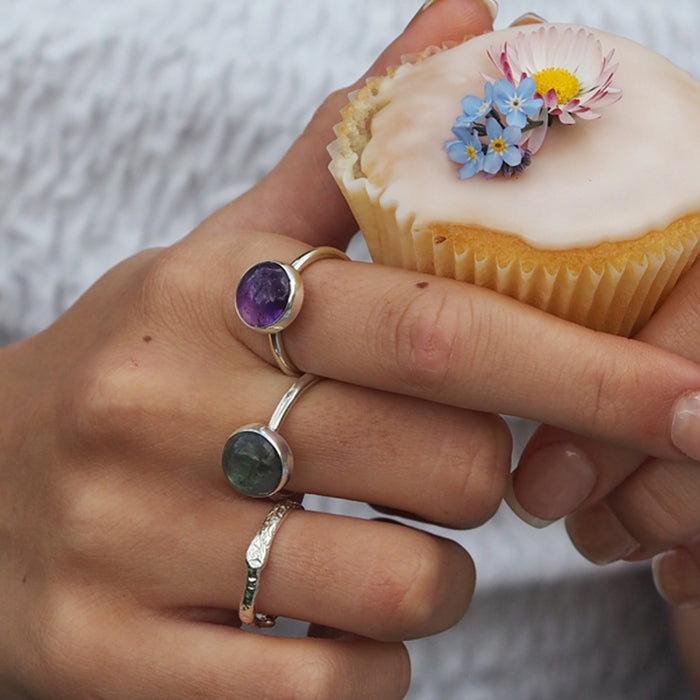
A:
1,0,697,697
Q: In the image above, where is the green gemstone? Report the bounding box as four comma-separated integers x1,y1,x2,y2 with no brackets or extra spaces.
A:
222,429,284,498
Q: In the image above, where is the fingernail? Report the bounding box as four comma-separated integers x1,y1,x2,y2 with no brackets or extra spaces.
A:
566,503,640,565
505,476,554,528
652,547,700,608
671,392,700,461
418,0,498,21
510,443,597,525
509,12,547,27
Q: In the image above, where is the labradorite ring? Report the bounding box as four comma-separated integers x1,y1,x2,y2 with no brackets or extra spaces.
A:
234,246,349,376
239,498,304,627
222,373,322,499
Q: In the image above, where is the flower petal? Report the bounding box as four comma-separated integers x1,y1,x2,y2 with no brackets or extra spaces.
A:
516,76,537,100
485,117,502,139
503,125,523,145
446,141,470,164
503,145,523,167
524,121,548,154
484,151,504,174
557,110,576,125
462,94,486,115
506,110,528,128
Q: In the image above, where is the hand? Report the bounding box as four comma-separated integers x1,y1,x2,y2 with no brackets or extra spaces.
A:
4,2,700,698
510,257,700,609
0,3,501,699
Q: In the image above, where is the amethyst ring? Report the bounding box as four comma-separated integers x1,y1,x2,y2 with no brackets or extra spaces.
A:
235,246,349,375
222,373,322,499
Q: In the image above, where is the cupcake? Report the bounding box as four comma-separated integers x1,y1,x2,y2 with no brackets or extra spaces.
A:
329,23,700,336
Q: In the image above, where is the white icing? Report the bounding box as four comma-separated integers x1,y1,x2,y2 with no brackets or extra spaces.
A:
360,24,700,249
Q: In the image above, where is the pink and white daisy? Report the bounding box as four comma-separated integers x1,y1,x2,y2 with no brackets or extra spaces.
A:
488,25,622,151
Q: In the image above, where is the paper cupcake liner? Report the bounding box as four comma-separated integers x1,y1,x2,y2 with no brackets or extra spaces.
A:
399,212,699,336
328,83,700,338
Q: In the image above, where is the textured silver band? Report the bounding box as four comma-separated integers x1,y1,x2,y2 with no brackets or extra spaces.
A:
269,246,349,376
239,498,304,627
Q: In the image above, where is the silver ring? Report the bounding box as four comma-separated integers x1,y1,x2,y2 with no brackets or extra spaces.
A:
240,498,303,628
235,246,349,376
222,374,322,498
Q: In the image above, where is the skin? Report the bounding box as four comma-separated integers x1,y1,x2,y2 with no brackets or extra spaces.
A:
1,0,699,696
501,11,700,688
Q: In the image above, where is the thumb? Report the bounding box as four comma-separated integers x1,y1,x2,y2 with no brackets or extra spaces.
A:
215,0,497,248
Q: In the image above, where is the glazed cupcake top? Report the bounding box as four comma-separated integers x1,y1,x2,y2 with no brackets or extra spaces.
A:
358,23,700,249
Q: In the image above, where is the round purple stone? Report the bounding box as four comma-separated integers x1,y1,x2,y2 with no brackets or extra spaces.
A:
236,261,291,329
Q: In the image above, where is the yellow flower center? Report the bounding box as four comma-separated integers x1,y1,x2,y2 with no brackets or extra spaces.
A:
533,67,581,105
491,138,506,153
467,145,478,159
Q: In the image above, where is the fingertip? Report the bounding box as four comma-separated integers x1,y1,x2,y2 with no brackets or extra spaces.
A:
505,473,555,528
510,442,597,524
565,502,640,565
652,544,700,608
403,0,496,50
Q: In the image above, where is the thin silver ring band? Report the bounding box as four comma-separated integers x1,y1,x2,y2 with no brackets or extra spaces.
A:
269,246,349,376
239,498,304,627
268,372,322,432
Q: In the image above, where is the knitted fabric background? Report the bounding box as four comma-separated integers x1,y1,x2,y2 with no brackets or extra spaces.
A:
1,1,697,697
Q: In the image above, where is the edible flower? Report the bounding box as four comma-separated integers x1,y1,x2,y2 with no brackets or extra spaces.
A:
484,118,522,175
461,81,494,124
493,77,542,129
446,24,622,179
446,129,485,179
488,25,622,152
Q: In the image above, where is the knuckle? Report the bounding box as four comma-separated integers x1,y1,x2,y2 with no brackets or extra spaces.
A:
614,465,698,547
439,414,512,527
139,245,205,321
53,476,122,560
34,590,99,697
373,285,467,394
61,349,158,449
371,534,454,637
573,344,648,435
279,652,345,700
138,242,232,349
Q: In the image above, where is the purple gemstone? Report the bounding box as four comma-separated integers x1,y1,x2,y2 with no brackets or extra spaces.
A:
236,261,291,329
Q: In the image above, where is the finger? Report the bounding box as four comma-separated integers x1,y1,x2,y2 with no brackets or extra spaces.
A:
213,0,497,249
654,542,700,608
95,233,700,529
669,606,700,692
607,459,700,553
278,380,511,528
65,478,475,642
36,594,410,700
566,520,700,609
69,286,511,527
509,434,645,527
510,260,700,526
220,234,700,464
244,511,475,641
564,501,641,566
564,459,700,562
